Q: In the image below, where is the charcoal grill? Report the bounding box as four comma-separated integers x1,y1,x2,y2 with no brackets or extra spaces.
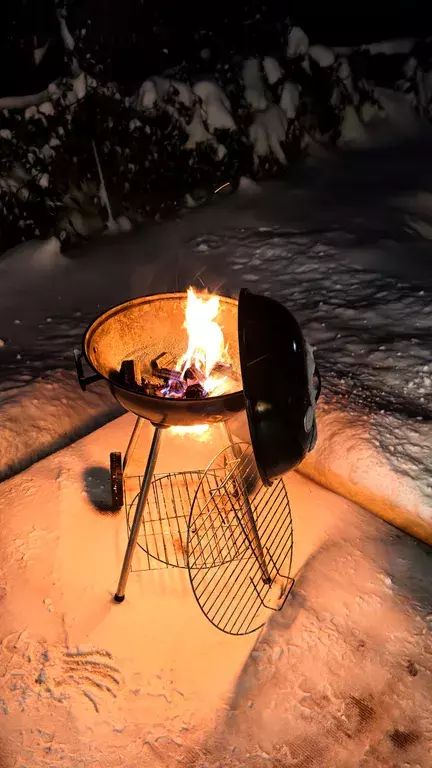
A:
74,289,320,635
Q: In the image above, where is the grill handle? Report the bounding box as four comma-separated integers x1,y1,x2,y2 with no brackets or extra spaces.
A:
314,364,321,402
73,349,102,391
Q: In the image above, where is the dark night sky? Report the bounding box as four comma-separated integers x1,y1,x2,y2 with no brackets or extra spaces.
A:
2,1,432,45
289,1,432,45
1,0,432,97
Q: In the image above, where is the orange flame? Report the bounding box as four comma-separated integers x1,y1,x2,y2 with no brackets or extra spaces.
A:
178,287,228,395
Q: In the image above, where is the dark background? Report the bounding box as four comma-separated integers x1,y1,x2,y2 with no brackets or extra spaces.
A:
1,0,432,97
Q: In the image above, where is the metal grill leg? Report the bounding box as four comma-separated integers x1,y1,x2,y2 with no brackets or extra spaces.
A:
123,416,144,475
114,426,163,602
223,421,271,583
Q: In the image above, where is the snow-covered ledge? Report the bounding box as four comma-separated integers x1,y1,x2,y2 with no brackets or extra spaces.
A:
299,409,432,546
231,407,431,546
0,89,51,110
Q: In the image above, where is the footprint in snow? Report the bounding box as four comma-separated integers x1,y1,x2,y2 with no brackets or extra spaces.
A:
0,632,122,714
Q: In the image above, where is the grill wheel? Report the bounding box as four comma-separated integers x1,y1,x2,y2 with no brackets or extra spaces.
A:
110,452,124,510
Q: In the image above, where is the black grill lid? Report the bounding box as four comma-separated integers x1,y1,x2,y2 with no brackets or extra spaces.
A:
238,288,319,486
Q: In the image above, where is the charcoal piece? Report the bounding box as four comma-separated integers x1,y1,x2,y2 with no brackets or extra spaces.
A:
151,352,167,369
119,359,139,388
185,383,208,400
184,363,206,384
150,352,182,382
158,367,182,382
150,355,182,383
141,378,160,397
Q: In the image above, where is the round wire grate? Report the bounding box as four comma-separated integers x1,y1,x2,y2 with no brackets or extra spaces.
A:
186,442,294,636
127,471,206,569
126,467,254,571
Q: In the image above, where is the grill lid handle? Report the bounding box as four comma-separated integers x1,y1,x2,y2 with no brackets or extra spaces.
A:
73,349,102,391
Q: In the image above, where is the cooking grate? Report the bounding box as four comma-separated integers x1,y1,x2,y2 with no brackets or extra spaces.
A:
125,468,249,572
187,443,294,635
126,471,201,571
124,441,294,635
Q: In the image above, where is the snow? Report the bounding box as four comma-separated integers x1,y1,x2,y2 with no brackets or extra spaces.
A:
134,76,231,156
0,414,431,766
286,26,309,59
373,88,424,132
249,105,288,167
33,39,50,67
279,81,300,120
183,104,214,149
37,100,55,116
333,38,417,57
135,78,158,109
37,173,50,189
0,90,51,111
308,44,335,68
192,80,236,132
262,56,283,85
136,76,194,111
340,105,368,144
58,12,75,52
361,38,416,56
71,72,87,103
339,86,431,148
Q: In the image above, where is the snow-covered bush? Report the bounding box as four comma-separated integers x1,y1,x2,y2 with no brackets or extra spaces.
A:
1,6,431,255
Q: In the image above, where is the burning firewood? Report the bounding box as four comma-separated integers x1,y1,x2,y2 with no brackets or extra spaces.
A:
116,352,234,400
113,290,236,399
150,352,182,381
140,378,160,397
184,363,206,385
114,355,225,400
149,353,210,398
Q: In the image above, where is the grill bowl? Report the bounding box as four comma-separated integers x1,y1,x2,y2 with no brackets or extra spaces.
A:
82,292,245,427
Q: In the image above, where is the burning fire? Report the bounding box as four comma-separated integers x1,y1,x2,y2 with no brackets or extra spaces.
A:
116,287,233,425
178,287,228,394
158,287,229,400
171,288,229,436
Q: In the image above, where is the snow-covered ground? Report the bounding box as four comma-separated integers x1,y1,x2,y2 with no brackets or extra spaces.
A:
0,134,431,540
0,414,431,767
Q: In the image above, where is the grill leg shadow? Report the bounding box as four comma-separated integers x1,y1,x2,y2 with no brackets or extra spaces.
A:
83,466,116,513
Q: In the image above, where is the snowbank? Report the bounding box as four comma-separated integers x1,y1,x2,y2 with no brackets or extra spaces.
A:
299,407,431,544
